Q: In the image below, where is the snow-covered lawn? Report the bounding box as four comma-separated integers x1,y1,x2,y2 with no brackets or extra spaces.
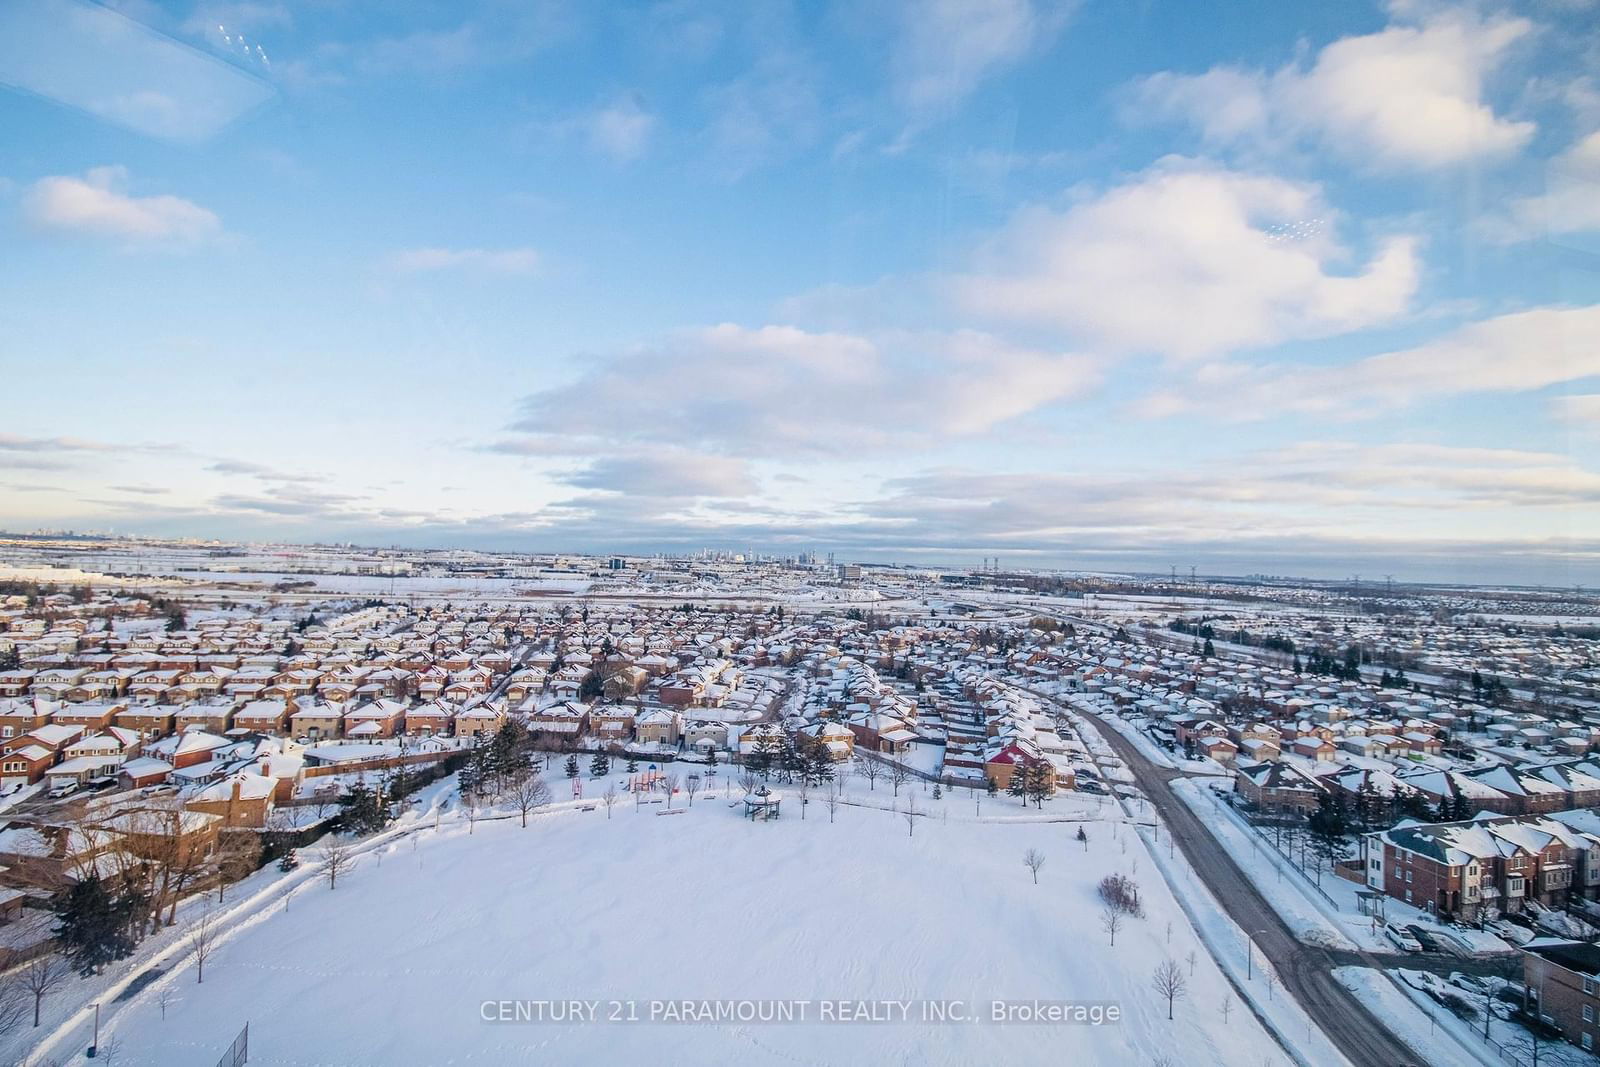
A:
87,794,1291,1066
1334,967,1503,1067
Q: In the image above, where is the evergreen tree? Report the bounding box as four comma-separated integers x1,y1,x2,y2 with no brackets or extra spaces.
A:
1007,766,1028,803
986,776,999,798
806,746,835,788
705,747,718,769
278,849,300,872
932,783,941,799
753,729,784,780
1355,779,1386,831
590,751,610,778
53,876,137,976
1202,638,1215,658
339,781,391,835
1025,763,1052,808
563,753,580,780
626,756,638,774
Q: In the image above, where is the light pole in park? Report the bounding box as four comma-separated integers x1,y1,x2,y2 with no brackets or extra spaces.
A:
1245,928,1271,980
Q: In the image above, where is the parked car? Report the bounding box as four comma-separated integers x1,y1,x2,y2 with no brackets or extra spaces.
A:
1384,923,1424,952
1486,919,1535,946
47,782,78,800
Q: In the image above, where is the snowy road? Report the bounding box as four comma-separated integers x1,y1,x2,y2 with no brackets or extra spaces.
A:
1071,704,1429,1067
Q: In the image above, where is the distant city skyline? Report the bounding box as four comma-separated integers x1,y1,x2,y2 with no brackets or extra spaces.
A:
2,0,1597,587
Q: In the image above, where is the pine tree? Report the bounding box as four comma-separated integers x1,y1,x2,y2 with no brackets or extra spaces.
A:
626,755,639,774
278,849,299,872
1202,638,1215,658
590,751,610,778
564,754,580,780
1007,766,1028,803
986,776,999,798
932,783,942,800
339,781,391,835
1025,763,1052,808
53,876,137,976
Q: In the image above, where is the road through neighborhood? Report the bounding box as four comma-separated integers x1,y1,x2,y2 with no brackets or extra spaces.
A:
1074,706,1429,1067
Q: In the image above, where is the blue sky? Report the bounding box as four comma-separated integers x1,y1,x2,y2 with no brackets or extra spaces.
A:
1,0,1598,584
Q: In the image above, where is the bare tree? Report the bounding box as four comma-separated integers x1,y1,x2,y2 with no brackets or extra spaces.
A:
889,761,910,797
1023,848,1045,885
1186,949,1197,976
601,785,618,819
0,975,29,1037
20,955,68,1028
1153,956,1187,1019
858,759,882,791
1099,906,1123,948
738,770,758,796
1220,992,1232,1024
661,772,680,810
464,789,481,834
508,770,553,828
157,987,176,1021
187,910,220,984
319,840,356,889
835,762,853,795
215,834,259,903
96,1031,124,1065
824,789,839,823
684,774,701,806
797,775,811,819
904,792,918,837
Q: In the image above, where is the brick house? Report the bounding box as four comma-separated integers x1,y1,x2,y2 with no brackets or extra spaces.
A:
1235,761,1325,816
1363,814,1591,921
1522,940,1600,1054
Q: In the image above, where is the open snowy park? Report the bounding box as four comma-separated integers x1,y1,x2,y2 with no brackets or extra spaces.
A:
77,784,1289,1066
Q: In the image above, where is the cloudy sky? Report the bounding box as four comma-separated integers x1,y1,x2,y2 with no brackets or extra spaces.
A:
1,0,1598,583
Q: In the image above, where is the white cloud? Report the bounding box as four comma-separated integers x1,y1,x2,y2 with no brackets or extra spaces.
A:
702,50,820,179
1554,393,1600,427
1145,305,1600,418
390,247,539,274
558,450,757,498
507,324,1097,458
1129,10,1535,170
1497,129,1600,240
584,94,656,162
954,160,1419,359
23,166,220,243
891,0,1072,114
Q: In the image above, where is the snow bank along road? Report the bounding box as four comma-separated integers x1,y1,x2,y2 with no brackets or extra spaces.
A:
1072,705,1427,1067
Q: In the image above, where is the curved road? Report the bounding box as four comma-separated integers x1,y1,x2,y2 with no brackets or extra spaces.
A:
1073,705,1429,1067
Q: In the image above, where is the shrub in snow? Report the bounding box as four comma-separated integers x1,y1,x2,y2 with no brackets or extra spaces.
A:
1098,873,1144,918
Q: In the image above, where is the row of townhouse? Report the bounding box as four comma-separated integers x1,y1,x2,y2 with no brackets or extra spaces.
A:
1235,756,1600,822
1360,812,1600,921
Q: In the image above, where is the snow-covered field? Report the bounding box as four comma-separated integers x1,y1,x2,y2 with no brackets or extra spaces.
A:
90,795,1290,1066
